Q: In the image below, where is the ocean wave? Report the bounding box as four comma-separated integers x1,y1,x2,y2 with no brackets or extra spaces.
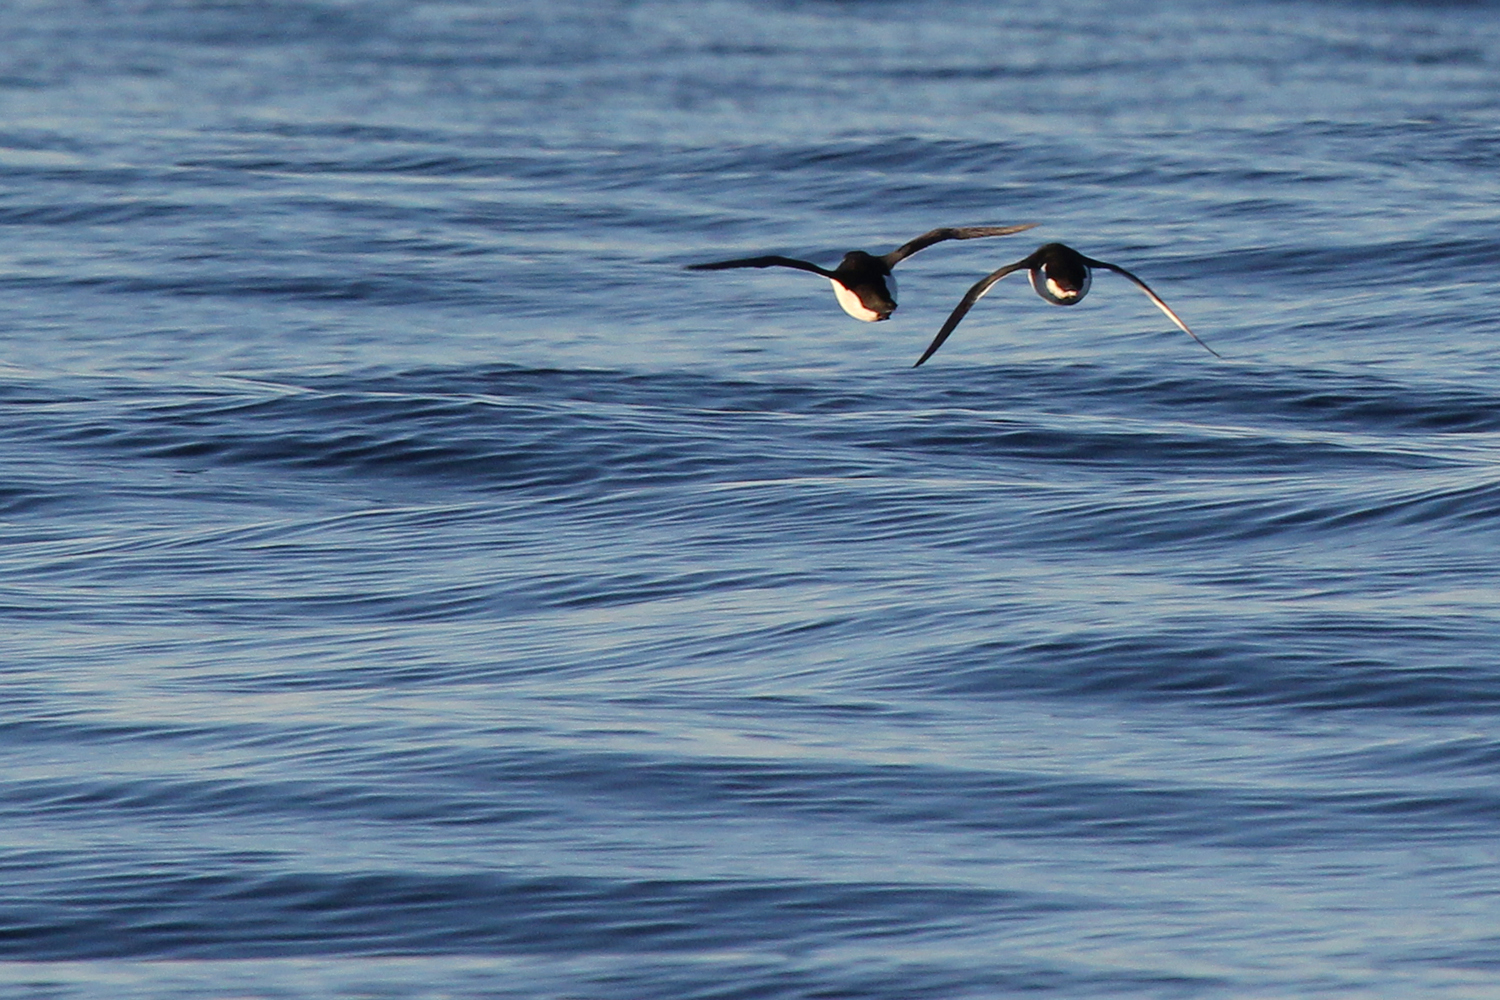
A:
0,861,1029,960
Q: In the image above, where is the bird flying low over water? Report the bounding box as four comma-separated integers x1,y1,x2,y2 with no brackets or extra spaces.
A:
685,224,1037,323
913,242,1221,366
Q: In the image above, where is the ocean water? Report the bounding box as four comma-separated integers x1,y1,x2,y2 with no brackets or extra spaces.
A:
4,0,1500,997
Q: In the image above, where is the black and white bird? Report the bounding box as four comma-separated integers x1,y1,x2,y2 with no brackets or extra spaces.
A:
685,224,1037,323
913,242,1220,366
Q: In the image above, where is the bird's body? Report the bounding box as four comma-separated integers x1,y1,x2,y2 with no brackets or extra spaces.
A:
685,224,1035,322
913,242,1220,366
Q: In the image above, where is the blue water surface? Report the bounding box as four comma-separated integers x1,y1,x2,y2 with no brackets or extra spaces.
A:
3,1,1500,997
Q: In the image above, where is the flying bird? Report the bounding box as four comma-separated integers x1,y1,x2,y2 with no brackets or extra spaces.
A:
913,242,1220,366
685,224,1037,323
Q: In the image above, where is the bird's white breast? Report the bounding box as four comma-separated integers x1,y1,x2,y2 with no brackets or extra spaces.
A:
831,279,884,322
1029,268,1091,305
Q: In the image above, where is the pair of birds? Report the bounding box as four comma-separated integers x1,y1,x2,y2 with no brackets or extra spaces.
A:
686,224,1220,365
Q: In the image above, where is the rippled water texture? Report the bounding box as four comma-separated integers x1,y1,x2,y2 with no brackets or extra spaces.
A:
3,1,1500,997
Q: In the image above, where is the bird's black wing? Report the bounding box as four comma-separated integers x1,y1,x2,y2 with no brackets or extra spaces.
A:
684,255,834,277
1085,258,1222,359
883,224,1037,267
913,257,1033,367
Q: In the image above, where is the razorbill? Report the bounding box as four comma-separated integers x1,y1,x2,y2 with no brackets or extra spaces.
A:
686,224,1037,322
913,242,1220,366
